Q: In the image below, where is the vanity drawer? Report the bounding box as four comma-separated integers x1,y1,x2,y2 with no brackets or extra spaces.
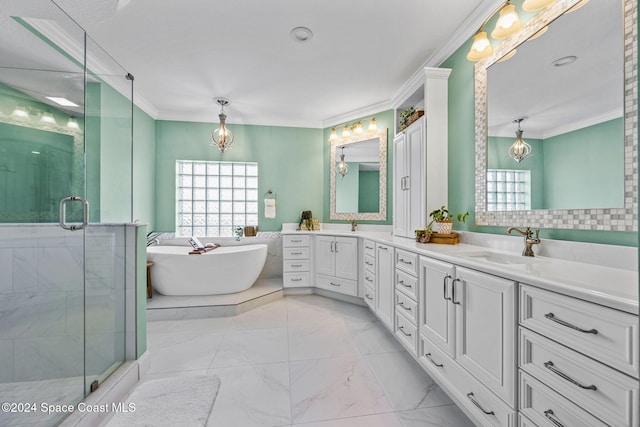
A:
283,235,310,247
418,337,516,427
520,327,638,427
395,269,418,300
395,289,418,325
395,248,418,276
395,311,418,355
364,253,376,274
363,239,376,257
520,284,639,378
284,272,309,287
283,247,310,259
283,259,309,273
520,371,607,427
316,274,358,297
363,270,375,288
363,283,376,309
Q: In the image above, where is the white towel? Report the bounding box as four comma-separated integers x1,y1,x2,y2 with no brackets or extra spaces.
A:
264,198,276,218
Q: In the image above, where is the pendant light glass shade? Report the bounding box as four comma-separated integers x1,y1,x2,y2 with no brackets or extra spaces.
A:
354,121,363,135
508,119,532,163
210,99,234,155
491,3,523,39
467,31,494,61
341,125,351,138
522,0,555,12
11,106,29,119
40,112,57,125
337,147,349,178
66,117,80,129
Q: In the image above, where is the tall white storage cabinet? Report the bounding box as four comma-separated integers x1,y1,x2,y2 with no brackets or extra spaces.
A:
393,67,451,238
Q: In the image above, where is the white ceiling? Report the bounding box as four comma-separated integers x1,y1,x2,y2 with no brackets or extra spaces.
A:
49,0,495,128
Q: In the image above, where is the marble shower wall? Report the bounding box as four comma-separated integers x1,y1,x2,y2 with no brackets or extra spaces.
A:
0,224,127,383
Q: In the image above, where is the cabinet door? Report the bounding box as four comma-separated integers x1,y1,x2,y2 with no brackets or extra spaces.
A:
376,243,394,330
315,235,335,277
334,237,358,280
420,257,455,357
392,132,407,237
406,119,425,233
454,266,517,407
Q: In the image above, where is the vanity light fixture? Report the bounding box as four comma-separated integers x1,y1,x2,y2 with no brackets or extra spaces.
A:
66,117,80,130
467,0,555,62
40,112,57,125
210,98,234,155
11,106,29,120
328,118,379,142
508,118,532,163
336,146,349,178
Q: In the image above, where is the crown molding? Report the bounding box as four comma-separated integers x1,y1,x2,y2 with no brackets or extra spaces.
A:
321,100,391,129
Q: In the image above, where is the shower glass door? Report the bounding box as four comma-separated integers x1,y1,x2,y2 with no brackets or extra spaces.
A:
0,2,131,425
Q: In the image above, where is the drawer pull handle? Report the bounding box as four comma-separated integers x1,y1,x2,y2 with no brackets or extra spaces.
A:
466,393,495,416
543,361,597,390
291,264,303,267
365,293,373,300
544,313,598,334
425,353,443,368
291,239,302,243
443,274,452,301
399,258,412,265
365,276,373,282
329,282,341,287
379,246,388,250
398,280,411,288
398,301,412,311
366,245,373,249
451,278,462,305
365,261,373,266
291,278,302,282
398,326,412,337
544,409,565,427
291,251,303,255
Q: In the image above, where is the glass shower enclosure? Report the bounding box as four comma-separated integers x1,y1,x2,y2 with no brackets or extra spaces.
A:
0,2,133,425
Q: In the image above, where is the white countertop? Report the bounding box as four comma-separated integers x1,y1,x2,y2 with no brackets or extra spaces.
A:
282,229,639,314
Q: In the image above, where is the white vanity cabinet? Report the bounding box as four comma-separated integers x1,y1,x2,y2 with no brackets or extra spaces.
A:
418,256,517,424
282,234,311,288
375,242,394,331
362,240,376,310
393,119,425,238
314,235,358,296
518,284,639,427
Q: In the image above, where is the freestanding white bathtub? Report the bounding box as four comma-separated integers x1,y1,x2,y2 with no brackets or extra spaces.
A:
147,244,268,295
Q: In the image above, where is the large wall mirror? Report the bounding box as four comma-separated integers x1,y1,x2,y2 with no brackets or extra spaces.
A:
330,129,387,221
474,0,637,231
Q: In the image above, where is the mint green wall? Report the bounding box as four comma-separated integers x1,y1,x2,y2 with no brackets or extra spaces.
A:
323,109,394,224
99,83,133,223
133,106,156,229
359,170,380,213
335,162,359,212
543,118,624,209
442,13,637,246
154,120,323,231
488,136,544,209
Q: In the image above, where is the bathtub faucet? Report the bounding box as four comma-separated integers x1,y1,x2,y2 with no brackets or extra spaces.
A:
233,226,243,241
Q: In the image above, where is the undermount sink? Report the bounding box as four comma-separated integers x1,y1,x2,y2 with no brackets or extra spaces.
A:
456,251,546,265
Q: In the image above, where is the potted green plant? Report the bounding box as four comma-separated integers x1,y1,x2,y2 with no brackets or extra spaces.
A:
415,222,434,243
429,205,469,234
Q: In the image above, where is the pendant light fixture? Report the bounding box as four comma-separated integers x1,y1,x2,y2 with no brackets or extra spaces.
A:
337,146,349,178
210,98,234,155
508,118,532,163
491,1,523,39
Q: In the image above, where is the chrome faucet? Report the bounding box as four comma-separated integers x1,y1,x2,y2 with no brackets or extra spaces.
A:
350,220,357,232
505,226,540,257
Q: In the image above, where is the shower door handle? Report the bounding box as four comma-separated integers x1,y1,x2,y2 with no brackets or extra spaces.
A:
59,196,89,231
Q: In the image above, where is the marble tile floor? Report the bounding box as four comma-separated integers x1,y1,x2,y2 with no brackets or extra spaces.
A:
128,295,476,427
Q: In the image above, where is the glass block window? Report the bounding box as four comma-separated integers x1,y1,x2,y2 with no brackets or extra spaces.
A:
486,169,531,212
177,161,258,237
